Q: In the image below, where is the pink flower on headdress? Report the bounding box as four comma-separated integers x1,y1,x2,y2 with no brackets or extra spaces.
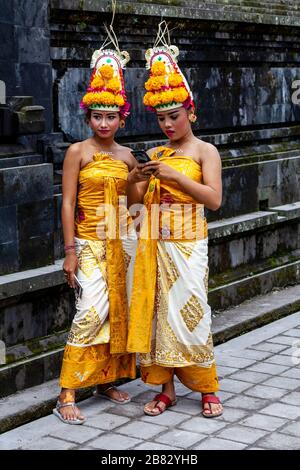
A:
120,101,131,118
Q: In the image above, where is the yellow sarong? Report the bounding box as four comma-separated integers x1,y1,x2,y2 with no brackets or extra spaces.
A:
60,153,137,389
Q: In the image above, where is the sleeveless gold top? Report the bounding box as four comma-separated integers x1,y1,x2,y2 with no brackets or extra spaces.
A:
75,152,129,240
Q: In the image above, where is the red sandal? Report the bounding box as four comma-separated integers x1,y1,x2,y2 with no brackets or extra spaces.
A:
202,394,223,418
144,393,177,416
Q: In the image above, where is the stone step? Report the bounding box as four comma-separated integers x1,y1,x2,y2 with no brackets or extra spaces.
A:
213,283,300,344
209,255,300,310
50,0,300,26
125,125,300,153
0,153,46,169
1,283,300,433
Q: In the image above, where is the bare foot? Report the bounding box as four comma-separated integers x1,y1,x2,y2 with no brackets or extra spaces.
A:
202,393,223,417
144,392,176,416
57,389,85,422
96,385,130,403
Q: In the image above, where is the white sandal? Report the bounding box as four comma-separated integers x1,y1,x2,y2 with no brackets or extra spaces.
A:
93,386,131,405
53,401,86,425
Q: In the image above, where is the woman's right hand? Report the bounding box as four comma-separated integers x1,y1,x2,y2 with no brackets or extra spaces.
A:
63,252,78,289
128,164,153,184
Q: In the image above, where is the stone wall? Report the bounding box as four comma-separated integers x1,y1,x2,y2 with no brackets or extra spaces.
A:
0,0,52,132
50,0,300,141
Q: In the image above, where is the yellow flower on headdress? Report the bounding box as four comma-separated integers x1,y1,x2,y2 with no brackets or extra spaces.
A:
98,91,115,104
115,95,125,106
149,93,162,107
82,92,95,106
145,75,165,91
107,77,121,92
173,87,189,102
160,90,174,104
143,92,153,106
99,64,114,79
91,76,105,89
151,61,166,76
168,73,183,87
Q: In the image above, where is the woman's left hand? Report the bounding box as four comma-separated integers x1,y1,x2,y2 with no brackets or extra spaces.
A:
142,161,180,181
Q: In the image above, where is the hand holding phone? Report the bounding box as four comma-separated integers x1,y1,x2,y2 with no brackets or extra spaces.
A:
131,149,151,164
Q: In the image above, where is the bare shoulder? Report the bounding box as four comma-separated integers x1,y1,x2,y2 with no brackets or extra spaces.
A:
117,144,132,156
116,144,136,170
64,141,82,163
197,140,221,165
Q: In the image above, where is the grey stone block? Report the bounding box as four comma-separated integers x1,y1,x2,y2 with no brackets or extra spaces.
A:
251,342,289,353
264,355,295,366
89,433,142,450
14,0,48,28
0,164,53,206
279,391,300,405
280,422,300,438
22,436,75,450
77,397,113,417
243,384,288,400
0,206,19,275
0,1,13,23
215,356,257,368
260,403,300,419
267,336,295,346
279,346,300,356
217,425,268,444
108,403,144,419
248,363,290,375
240,413,288,431
82,412,130,431
141,410,189,427
134,442,182,450
220,378,252,393
155,429,205,449
263,376,300,390
49,425,102,444
193,437,247,450
0,23,15,61
256,432,300,450
229,370,270,384
216,365,239,377
171,398,202,416
231,349,272,361
117,421,167,440
179,416,227,434
281,369,300,380
18,63,52,103
225,396,269,411
282,329,300,338
15,26,49,63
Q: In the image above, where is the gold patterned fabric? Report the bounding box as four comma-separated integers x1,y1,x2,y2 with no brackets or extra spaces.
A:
60,343,136,390
139,238,215,368
128,146,208,354
60,153,137,389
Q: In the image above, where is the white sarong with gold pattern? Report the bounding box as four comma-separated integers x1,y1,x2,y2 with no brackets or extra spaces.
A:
128,146,215,369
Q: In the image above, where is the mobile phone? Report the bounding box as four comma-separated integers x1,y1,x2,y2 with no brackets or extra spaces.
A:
131,149,151,164
73,274,83,299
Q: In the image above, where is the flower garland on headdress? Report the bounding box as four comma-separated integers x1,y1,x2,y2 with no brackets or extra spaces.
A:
80,20,130,118
143,21,194,113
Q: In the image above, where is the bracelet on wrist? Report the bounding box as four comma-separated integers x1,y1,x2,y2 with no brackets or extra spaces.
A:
64,245,76,252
